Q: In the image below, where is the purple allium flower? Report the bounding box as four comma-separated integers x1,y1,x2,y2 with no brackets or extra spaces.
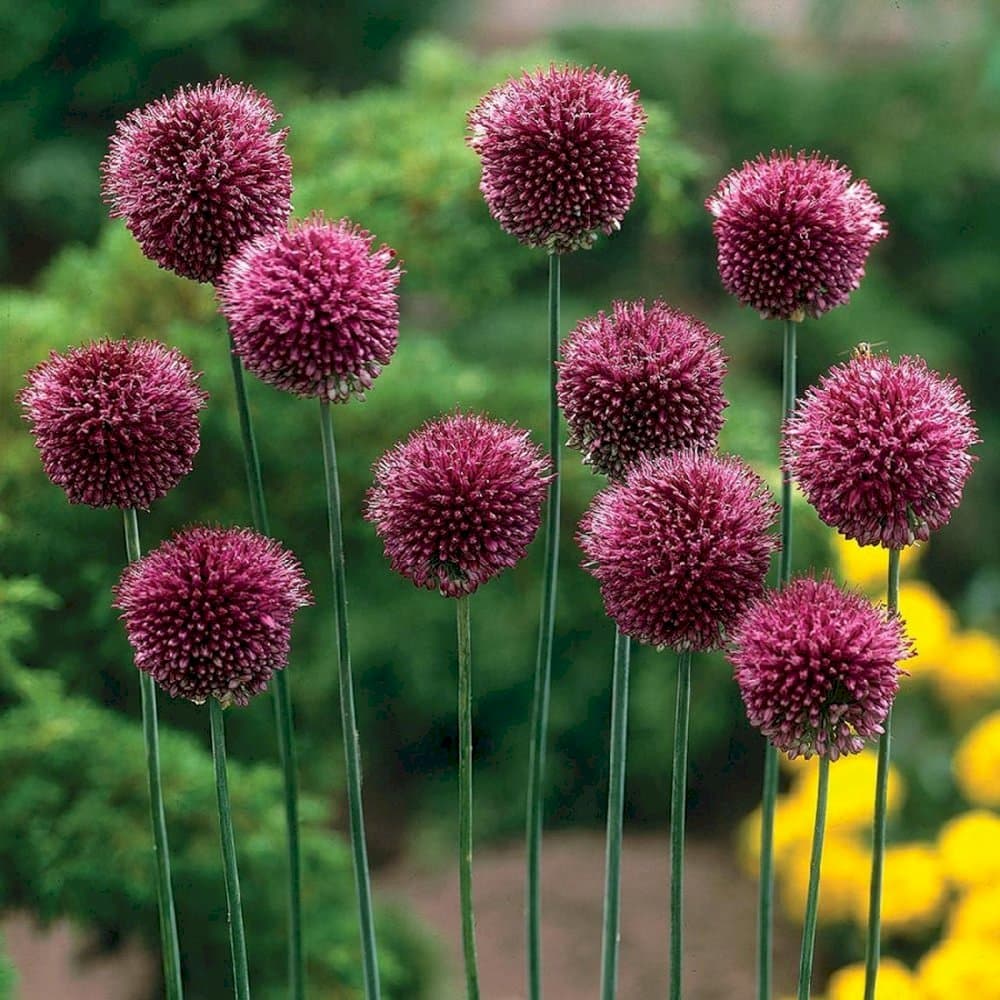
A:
114,526,312,706
783,353,979,548
578,451,779,651
729,576,911,760
218,215,401,402
467,66,646,253
706,151,887,320
365,413,551,597
19,339,207,510
103,79,293,283
557,299,728,479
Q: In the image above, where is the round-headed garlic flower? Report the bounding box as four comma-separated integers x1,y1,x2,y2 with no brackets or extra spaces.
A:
365,412,551,597
103,79,293,283
115,526,312,706
578,451,778,651
706,150,887,320
19,339,206,510
467,66,646,253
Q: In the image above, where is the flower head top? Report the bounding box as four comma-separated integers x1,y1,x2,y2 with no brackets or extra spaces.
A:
557,299,727,479
19,339,207,510
103,79,293,283
707,151,887,320
730,576,911,760
366,412,551,597
115,526,312,706
218,214,401,402
467,66,646,253
579,451,779,651
783,353,978,548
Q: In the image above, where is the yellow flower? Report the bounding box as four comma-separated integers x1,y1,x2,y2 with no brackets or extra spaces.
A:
867,843,947,934
896,582,955,680
778,833,869,925
932,630,1000,708
826,958,917,1000
737,794,821,875
834,534,922,593
949,882,1000,942
917,937,1000,999
955,711,1000,807
938,810,1000,889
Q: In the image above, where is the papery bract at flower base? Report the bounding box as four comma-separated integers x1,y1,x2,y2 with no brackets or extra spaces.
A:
365,412,551,597
557,299,728,480
578,451,779,651
114,527,312,706
19,339,207,510
103,79,293,283
218,214,401,402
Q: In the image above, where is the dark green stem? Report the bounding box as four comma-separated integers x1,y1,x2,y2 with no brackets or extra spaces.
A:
669,650,693,1000
526,251,562,1000
759,317,798,1000
599,628,632,1000
457,595,481,1000
863,547,902,1000
210,699,251,1000
796,756,830,1000
319,399,381,999
123,509,183,1000
227,335,304,999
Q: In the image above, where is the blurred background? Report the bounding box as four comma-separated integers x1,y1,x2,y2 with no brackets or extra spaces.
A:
2,0,998,997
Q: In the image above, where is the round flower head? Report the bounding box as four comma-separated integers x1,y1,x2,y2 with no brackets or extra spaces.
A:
557,299,728,479
730,576,911,760
578,451,779,651
707,151,887,320
114,526,312,706
19,339,207,510
103,79,293,283
218,215,401,402
467,66,646,253
783,353,979,548
365,413,551,597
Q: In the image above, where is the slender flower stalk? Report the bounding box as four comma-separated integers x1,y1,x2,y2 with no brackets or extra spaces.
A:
796,756,830,1000
599,628,631,1000
210,698,251,1000
864,547,902,998
320,400,381,999
669,650,693,1000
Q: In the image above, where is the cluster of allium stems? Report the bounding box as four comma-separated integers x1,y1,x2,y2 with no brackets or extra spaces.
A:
19,58,980,1000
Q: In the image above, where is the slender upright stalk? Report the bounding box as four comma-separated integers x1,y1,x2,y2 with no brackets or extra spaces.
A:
669,650,693,1000
796,756,830,1000
863,547,902,999
457,595,481,1000
526,252,562,1000
599,628,632,1000
123,509,183,1000
227,335,304,999
758,317,798,1000
319,399,381,999
209,698,251,1000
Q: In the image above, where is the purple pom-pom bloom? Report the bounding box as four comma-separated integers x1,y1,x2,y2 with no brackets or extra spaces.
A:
467,66,646,253
103,79,293,284
557,299,728,479
19,339,207,510
365,413,551,597
783,353,979,548
730,576,911,760
706,151,887,320
218,215,401,402
115,526,312,706
579,451,779,651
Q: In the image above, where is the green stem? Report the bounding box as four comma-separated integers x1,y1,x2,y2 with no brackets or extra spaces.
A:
123,509,183,1000
526,251,562,1000
599,628,632,1000
759,317,798,1000
669,650,693,1000
796,756,830,1000
210,699,251,1000
457,595,481,1000
227,334,304,999
319,399,381,999
863,547,902,1000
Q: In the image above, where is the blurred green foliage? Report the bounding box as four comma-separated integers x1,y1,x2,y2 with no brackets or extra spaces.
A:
0,931,14,1000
